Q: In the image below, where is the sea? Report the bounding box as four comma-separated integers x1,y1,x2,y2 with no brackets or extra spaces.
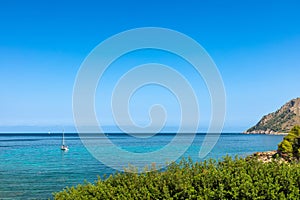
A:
0,133,284,199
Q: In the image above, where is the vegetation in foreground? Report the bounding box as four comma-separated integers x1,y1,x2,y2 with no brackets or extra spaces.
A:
54,156,300,200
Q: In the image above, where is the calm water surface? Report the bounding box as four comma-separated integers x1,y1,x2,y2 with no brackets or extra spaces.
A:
0,133,284,199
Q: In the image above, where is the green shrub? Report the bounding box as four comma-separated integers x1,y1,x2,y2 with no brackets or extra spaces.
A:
278,125,300,158
54,156,300,200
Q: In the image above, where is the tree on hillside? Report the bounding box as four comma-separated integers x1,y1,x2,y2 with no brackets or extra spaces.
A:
278,125,300,159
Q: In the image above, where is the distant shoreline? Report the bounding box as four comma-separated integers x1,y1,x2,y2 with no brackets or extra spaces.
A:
243,131,288,135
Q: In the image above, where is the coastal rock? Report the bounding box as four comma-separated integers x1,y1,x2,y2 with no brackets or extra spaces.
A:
246,149,297,163
247,150,287,163
244,98,300,134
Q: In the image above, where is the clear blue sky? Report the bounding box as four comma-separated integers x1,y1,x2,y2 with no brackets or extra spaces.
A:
0,0,300,132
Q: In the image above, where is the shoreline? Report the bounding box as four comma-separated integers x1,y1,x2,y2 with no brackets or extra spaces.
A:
247,150,278,163
243,132,288,135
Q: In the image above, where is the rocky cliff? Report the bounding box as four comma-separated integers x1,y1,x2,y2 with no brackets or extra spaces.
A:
245,98,300,134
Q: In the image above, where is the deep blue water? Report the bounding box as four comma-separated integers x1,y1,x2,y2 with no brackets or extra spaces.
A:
0,133,284,199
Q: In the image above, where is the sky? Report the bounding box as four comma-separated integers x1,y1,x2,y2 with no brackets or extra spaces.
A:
0,0,300,133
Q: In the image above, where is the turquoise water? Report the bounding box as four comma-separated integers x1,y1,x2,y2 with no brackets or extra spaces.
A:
0,133,284,199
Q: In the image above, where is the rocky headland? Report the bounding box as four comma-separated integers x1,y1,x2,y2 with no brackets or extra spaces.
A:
244,98,300,134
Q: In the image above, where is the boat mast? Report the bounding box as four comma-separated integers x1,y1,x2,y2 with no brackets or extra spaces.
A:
62,129,65,146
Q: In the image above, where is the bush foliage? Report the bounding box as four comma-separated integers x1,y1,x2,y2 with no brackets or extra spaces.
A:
278,125,300,159
54,156,300,200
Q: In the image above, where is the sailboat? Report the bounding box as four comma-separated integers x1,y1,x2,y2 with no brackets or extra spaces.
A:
61,130,69,151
